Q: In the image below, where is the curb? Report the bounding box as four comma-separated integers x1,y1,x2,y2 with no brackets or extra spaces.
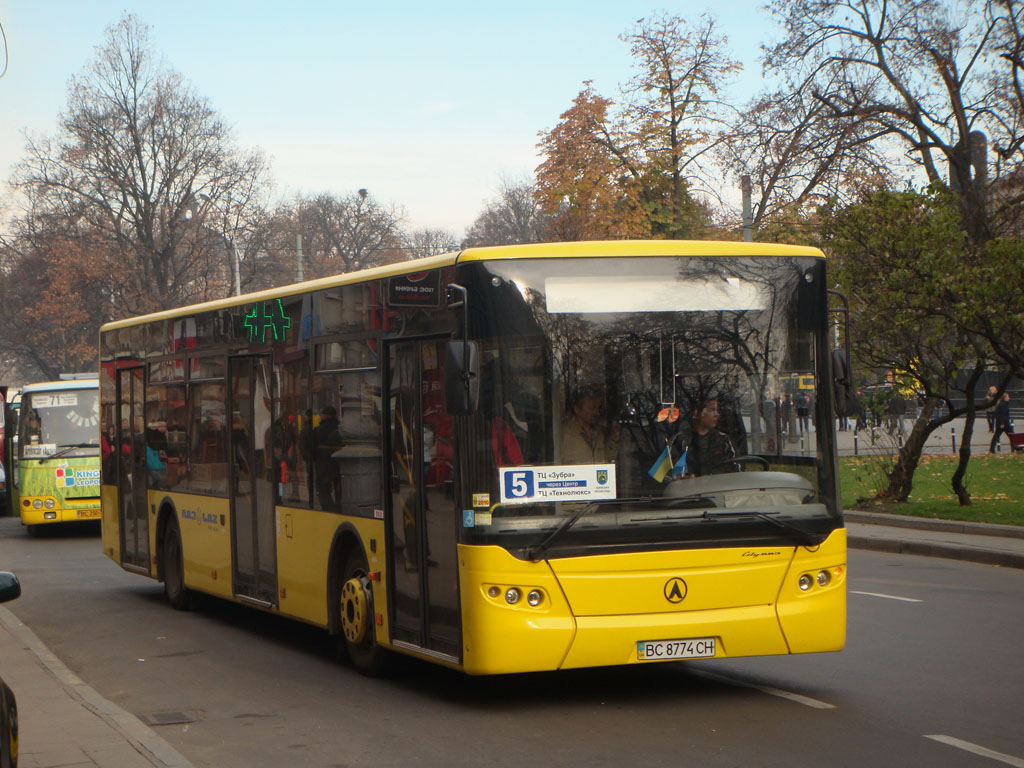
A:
0,606,197,768
844,510,1024,539
848,535,1024,570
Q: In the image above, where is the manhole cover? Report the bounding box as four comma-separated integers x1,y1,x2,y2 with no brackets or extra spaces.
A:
139,711,200,726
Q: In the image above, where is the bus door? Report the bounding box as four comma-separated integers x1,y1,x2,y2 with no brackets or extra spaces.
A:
117,367,149,570
387,339,461,662
228,355,278,607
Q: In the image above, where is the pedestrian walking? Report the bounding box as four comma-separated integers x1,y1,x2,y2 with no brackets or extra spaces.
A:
986,386,998,433
990,392,1013,453
796,392,811,434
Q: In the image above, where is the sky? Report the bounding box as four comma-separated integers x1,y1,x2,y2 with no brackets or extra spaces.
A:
0,1,780,235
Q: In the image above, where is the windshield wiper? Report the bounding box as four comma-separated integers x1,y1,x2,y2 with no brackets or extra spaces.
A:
525,497,694,561
40,443,96,461
524,500,823,561
701,510,822,547
526,501,601,562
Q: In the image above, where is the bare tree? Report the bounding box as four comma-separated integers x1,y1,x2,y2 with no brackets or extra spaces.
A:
404,227,460,257
267,190,406,281
9,14,272,316
719,84,888,234
464,177,547,246
762,0,1024,245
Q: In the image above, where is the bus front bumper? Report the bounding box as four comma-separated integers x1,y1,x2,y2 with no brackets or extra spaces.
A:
20,498,102,525
458,530,846,675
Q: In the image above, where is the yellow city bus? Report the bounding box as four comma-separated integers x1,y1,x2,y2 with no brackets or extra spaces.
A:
99,241,848,675
13,377,102,533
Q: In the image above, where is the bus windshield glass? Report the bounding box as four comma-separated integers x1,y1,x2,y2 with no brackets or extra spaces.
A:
19,388,101,459
457,255,840,557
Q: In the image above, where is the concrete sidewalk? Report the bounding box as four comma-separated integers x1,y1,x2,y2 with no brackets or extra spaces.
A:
1,512,1021,768
0,606,195,768
846,510,1024,569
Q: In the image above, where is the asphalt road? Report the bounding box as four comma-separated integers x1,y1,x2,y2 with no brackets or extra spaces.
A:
1,517,1022,768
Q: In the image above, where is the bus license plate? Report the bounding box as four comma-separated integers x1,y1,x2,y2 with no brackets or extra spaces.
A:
77,509,101,519
637,637,716,661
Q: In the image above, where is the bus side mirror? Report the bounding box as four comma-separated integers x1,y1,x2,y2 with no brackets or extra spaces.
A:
827,288,859,418
832,349,859,418
445,340,480,415
0,572,21,604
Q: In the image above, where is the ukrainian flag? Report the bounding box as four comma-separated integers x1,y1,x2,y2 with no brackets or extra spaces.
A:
648,445,672,482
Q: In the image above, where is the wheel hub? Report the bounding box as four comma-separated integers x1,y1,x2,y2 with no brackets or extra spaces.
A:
340,576,370,644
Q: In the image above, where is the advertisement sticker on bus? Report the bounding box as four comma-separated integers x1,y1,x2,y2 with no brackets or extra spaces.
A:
499,464,617,504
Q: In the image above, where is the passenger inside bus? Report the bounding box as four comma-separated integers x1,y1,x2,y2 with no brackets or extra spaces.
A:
560,386,620,464
25,410,41,444
312,405,342,509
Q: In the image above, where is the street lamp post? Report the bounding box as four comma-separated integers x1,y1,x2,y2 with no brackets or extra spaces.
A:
231,239,241,297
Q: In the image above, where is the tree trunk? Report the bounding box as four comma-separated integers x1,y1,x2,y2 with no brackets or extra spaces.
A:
878,397,938,502
951,363,986,506
952,413,975,505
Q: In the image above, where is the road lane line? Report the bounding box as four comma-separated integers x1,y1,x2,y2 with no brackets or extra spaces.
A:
925,735,1024,767
850,590,922,602
691,669,836,710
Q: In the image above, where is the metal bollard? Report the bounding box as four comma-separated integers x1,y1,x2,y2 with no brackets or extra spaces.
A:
854,433,858,456
951,425,956,454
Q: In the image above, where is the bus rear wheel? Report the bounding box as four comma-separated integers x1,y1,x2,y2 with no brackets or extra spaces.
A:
162,519,192,611
338,549,388,676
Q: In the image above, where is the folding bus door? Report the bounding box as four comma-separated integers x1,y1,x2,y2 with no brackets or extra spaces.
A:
228,355,278,607
117,367,150,571
386,339,461,662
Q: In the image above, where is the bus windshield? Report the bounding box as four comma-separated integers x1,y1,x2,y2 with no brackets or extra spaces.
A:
457,255,840,557
19,388,101,459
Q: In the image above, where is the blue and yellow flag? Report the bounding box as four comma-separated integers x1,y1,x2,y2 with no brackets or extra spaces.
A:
670,449,688,478
648,445,672,482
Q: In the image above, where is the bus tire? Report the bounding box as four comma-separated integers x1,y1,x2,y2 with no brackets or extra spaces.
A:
1,680,17,768
338,549,388,676
162,519,192,611
25,525,38,538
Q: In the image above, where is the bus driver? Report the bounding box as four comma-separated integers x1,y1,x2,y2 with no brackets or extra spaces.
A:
678,397,737,477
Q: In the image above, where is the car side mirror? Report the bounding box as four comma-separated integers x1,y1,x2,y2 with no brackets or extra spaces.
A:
0,572,21,604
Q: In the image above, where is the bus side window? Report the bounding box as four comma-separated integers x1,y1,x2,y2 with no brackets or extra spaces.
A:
189,380,227,494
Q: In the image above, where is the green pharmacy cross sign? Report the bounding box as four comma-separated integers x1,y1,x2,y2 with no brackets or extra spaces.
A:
243,299,292,343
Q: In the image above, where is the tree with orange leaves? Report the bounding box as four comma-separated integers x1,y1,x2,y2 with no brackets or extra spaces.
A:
536,13,739,241
0,232,109,379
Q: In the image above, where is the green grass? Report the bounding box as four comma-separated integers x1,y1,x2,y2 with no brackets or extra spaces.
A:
839,453,1024,526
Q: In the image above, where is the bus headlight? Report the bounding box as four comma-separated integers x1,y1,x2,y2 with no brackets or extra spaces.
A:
816,570,831,587
33,499,43,510
504,588,521,605
798,574,813,591
44,498,56,509
527,590,543,607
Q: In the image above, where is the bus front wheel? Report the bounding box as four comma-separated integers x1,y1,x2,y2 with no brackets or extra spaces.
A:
338,549,388,676
162,520,192,610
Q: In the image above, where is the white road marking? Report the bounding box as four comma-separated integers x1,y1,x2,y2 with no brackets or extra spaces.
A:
850,590,923,602
691,669,836,710
925,735,1024,767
